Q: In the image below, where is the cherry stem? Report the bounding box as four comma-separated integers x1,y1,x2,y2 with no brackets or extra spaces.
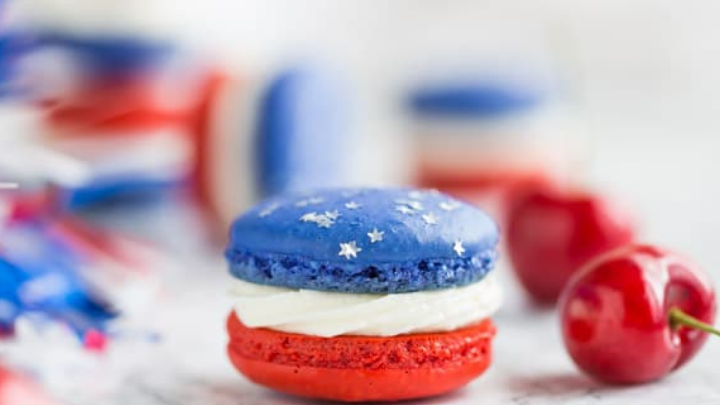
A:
669,307,720,338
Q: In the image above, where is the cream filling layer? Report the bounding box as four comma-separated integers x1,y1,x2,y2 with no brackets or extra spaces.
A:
230,272,501,338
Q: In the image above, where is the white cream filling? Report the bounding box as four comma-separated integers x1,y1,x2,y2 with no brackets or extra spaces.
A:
230,272,502,338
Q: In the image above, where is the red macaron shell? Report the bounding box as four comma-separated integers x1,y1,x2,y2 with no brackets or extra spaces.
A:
42,93,189,133
39,74,192,133
188,70,229,217
226,312,496,402
47,105,187,132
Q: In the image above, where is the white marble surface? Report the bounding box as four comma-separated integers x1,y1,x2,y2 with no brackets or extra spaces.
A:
4,193,713,405
34,259,720,405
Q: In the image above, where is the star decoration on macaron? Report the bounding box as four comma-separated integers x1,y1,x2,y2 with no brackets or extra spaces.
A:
301,212,320,222
325,210,340,220
345,201,361,209
439,201,460,211
259,203,280,217
295,197,325,207
367,228,384,243
316,216,334,228
300,212,336,228
453,240,466,257
396,199,423,211
338,241,362,259
422,213,438,225
396,205,414,215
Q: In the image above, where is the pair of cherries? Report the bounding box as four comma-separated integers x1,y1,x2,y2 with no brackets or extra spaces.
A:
505,181,717,384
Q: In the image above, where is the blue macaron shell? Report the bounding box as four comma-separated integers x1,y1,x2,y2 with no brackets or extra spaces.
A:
33,32,173,75
0,32,35,97
226,188,499,293
255,65,349,198
408,80,543,119
60,176,183,210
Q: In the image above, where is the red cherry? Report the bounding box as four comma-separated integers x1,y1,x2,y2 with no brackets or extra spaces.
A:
506,183,635,304
559,244,717,384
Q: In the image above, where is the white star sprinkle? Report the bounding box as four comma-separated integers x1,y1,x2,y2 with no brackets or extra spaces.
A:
345,201,361,209
295,197,324,207
338,241,362,259
325,210,340,220
408,191,424,199
453,240,466,257
395,199,423,211
316,216,334,228
300,212,320,222
259,203,280,217
300,212,335,228
367,228,384,243
422,212,438,225
439,201,460,211
395,205,414,215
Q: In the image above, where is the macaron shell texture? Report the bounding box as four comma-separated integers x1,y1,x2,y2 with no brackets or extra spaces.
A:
409,80,542,118
226,188,499,293
227,249,496,294
231,357,491,403
227,313,495,402
228,188,499,265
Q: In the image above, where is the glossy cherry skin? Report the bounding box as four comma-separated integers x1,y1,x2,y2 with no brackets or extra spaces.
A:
506,184,635,304
559,244,716,384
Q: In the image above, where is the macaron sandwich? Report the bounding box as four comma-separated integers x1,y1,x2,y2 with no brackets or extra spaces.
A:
225,188,502,402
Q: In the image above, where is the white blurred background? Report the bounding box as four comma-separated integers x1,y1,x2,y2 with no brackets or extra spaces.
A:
7,0,720,263
166,0,720,270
